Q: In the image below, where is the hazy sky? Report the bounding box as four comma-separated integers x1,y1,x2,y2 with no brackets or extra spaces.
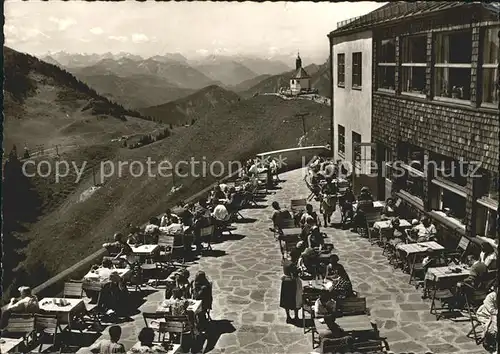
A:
5,0,383,62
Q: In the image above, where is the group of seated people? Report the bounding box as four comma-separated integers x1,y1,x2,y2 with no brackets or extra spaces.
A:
163,270,213,331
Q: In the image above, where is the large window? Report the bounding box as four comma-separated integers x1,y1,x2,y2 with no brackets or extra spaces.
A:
434,30,472,101
377,38,396,90
401,36,427,95
338,124,345,155
337,53,345,87
352,131,361,164
394,142,425,200
352,52,362,88
481,27,499,107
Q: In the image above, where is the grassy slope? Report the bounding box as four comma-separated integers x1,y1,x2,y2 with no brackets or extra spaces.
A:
76,73,196,109
138,85,241,125
20,95,330,279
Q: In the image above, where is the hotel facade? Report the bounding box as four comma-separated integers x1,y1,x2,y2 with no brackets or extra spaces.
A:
329,2,499,244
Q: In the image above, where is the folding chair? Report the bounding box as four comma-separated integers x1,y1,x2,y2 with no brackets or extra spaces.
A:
143,312,167,341
256,172,268,194
464,288,489,344
443,236,471,264
81,281,106,330
290,198,307,214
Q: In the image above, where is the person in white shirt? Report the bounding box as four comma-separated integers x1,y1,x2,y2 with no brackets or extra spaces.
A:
1,286,39,329
160,209,179,227
479,242,497,269
212,204,229,222
413,217,437,242
248,163,259,175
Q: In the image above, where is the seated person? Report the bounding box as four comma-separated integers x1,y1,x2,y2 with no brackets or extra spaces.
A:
226,187,243,214
1,286,39,329
479,242,497,270
413,217,437,242
314,292,337,318
95,258,116,281
300,204,320,227
175,269,191,299
144,217,160,244
476,287,497,352
212,203,230,222
324,255,353,299
297,247,320,276
103,232,135,265
87,325,126,353
160,209,179,227
290,241,305,265
457,256,489,295
388,218,406,248
269,201,292,234
177,202,194,227
381,198,397,220
357,187,374,208
130,327,168,353
127,225,143,245
306,218,324,249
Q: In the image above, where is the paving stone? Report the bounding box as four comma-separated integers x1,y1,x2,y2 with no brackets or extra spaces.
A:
427,343,461,353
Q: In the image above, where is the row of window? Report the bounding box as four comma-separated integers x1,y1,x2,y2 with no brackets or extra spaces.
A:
382,143,498,237
337,52,362,88
376,26,499,107
337,124,361,161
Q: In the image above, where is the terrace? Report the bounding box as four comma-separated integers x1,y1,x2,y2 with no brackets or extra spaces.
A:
1,153,491,354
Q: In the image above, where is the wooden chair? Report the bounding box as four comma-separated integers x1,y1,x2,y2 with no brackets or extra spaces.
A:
464,287,490,344
157,233,175,265
2,314,36,349
302,288,322,335
142,312,167,342
63,281,84,299
256,172,268,193
360,211,381,243
81,281,105,330
162,315,194,346
336,297,368,316
34,314,66,352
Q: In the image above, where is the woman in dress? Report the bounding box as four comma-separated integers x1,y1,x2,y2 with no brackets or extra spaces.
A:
280,261,303,323
324,255,353,300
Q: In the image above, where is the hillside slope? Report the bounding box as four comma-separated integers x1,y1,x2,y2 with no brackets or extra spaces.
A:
3,46,164,152
242,60,330,98
139,85,241,125
16,95,330,295
76,73,195,109
194,61,258,87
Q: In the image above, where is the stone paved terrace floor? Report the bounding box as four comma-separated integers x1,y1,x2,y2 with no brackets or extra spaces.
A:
75,168,488,354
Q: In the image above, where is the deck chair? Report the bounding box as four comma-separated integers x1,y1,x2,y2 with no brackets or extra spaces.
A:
200,224,215,251
256,172,268,193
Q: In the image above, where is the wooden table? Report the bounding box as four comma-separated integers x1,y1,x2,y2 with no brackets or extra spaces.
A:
156,299,202,314
128,342,181,353
130,244,159,256
39,298,85,330
353,201,385,211
425,265,471,282
373,219,411,230
83,268,131,282
0,337,24,353
314,315,374,335
397,241,445,284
